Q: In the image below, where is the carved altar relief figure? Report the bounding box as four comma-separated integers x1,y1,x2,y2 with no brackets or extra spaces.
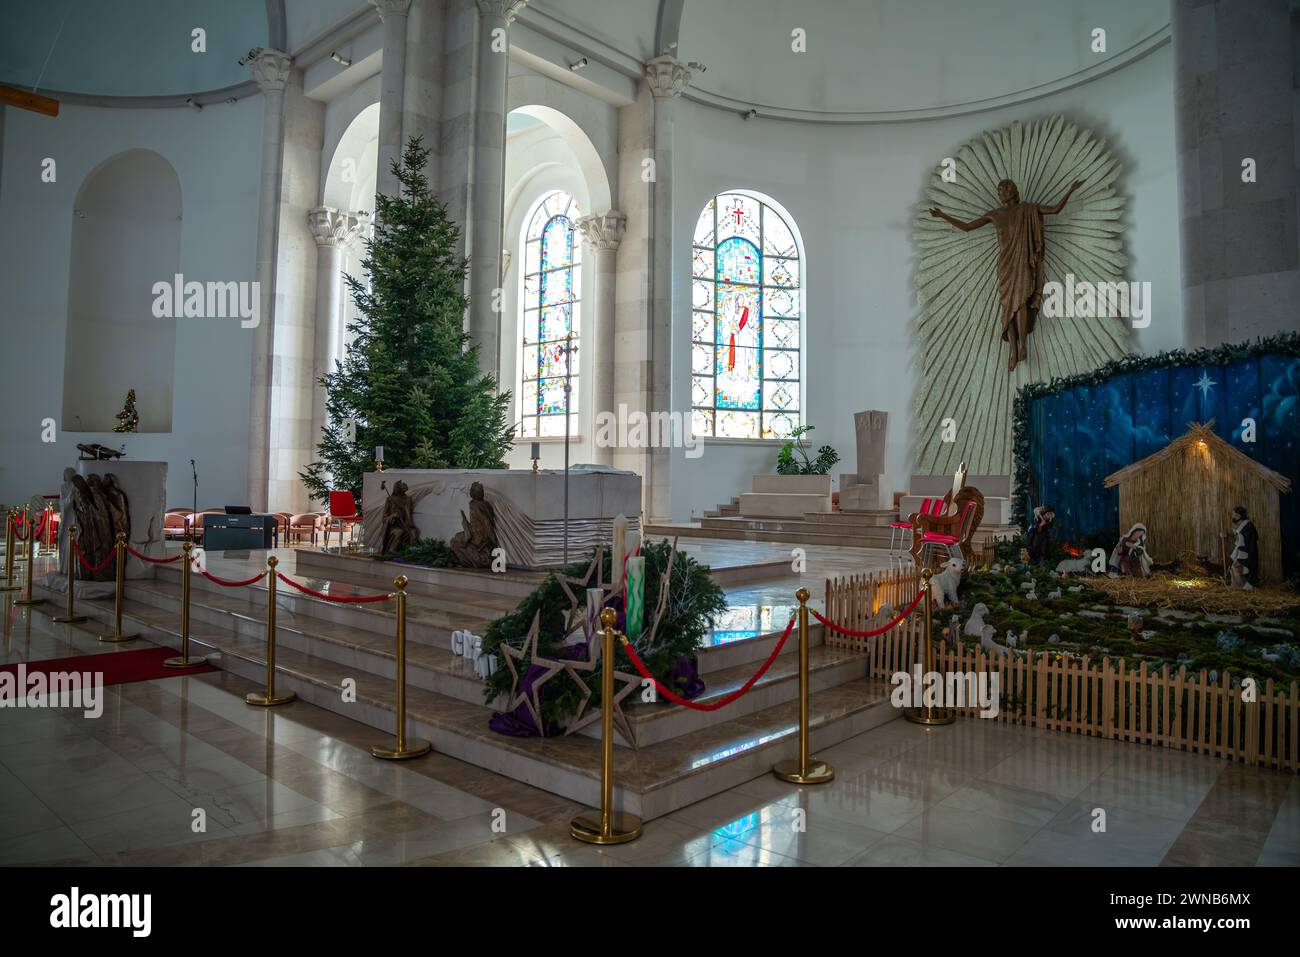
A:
929,178,1083,371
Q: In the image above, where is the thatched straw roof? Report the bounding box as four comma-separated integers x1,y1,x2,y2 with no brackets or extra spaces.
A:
1104,421,1291,491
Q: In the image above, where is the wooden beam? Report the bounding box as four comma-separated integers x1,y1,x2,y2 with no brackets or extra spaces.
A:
0,84,59,117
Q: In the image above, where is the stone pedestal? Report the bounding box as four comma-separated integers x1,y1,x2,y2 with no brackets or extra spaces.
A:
839,410,893,511
361,466,641,568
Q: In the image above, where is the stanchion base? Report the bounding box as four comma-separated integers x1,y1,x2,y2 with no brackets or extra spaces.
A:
163,655,207,669
569,812,642,845
52,615,88,624
772,758,835,785
905,707,956,726
370,739,432,760
13,597,45,606
97,633,137,643
245,690,296,707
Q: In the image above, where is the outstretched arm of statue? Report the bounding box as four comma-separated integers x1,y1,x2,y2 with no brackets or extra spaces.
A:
927,206,990,232
1041,180,1085,215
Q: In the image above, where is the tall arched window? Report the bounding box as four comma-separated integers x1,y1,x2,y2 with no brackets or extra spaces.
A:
519,190,581,437
691,190,803,439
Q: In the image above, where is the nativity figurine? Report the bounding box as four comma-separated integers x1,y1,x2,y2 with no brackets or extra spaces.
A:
449,481,497,569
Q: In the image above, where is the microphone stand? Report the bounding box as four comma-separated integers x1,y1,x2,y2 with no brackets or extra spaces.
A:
191,459,198,544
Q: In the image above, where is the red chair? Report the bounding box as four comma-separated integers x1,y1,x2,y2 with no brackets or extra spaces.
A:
889,497,938,555
325,492,361,550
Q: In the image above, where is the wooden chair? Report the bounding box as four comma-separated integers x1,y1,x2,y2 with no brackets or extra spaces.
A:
910,462,984,568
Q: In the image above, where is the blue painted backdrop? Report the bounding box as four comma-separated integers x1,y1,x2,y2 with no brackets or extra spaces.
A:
1020,351,1300,576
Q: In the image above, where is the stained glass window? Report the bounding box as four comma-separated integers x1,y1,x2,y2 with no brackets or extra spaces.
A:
520,190,581,438
691,191,802,439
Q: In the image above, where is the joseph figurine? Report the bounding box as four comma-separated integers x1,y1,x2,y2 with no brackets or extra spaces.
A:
929,178,1083,371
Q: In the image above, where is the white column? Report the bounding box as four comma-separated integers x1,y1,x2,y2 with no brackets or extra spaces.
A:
469,0,527,379
577,211,626,465
246,48,293,512
307,207,366,461
643,55,693,521
372,0,412,199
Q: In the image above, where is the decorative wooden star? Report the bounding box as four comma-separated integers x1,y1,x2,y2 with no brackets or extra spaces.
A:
563,663,641,749
498,612,565,738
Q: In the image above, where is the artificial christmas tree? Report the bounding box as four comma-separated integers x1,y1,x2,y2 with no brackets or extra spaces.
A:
302,137,514,506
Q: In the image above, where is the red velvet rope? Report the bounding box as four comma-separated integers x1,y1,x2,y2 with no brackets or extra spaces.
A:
196,565,266,588
275,572,390,604
618,615,796,712
125,544,183,564
12,512,46,543
810,588,925,638
72,538,116,574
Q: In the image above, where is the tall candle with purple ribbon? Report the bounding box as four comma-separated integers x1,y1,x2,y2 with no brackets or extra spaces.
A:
585,588,603,642
625,556,645,639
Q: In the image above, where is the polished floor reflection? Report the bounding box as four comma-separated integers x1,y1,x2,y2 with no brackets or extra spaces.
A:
2,590,1296,867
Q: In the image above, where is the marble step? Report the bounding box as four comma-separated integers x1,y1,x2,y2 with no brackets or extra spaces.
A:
586,644,869,748
805,510,898,527
652,518,1016,550
38,584,896,821
151,562,512,641
295,548,547,600
61,575,834,744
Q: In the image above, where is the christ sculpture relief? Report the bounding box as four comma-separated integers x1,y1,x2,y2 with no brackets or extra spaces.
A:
929,178,1083,371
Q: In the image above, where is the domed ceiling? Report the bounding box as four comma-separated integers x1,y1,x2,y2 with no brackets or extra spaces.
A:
678,0,1169,117
0,0,271,99
536,0,1169,119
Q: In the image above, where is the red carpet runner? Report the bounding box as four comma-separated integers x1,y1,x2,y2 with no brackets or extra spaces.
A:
0,647,217,686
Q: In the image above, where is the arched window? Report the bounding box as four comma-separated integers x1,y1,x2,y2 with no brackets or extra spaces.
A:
691,190,803,439
519,190,582,437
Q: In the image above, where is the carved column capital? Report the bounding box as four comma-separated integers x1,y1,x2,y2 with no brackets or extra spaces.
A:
476,0,527,24
369,0,411,21
577,211,627,252
308,207,365,248
248,48,293,94
644,55,693,99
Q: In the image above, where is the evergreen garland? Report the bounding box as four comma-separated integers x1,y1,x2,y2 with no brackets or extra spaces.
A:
301,137,515,506
1011,332,1300,525
481,540,728,726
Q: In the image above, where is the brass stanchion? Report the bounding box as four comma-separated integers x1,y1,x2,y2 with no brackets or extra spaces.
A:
42,505,57,557
906,566,955,725
571,608,642,845
97,532,136,641
245,555,295,706
372,575,431,759
13,514,45,607
1,509,19,592
52,525,87,623
773,587,834,784
14,506,29,562
164,542,206,668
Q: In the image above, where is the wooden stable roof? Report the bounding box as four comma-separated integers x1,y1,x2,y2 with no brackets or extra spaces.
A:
1103,421,1292,492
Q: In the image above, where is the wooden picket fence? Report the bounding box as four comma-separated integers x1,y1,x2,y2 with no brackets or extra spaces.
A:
823,568,1300,771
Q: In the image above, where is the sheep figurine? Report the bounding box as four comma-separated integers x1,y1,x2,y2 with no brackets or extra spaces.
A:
930,557,964,608
964,602,991,638
1047,587,1062,599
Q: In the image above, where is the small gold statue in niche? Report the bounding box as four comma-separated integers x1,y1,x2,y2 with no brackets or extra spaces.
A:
112,389,140,433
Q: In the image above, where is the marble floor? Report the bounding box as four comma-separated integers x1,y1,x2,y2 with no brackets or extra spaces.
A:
3,583,1296,867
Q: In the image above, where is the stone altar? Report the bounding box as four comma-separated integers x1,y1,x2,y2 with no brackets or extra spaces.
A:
839,410,893,511
45,459,167,594
361,467,641,568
